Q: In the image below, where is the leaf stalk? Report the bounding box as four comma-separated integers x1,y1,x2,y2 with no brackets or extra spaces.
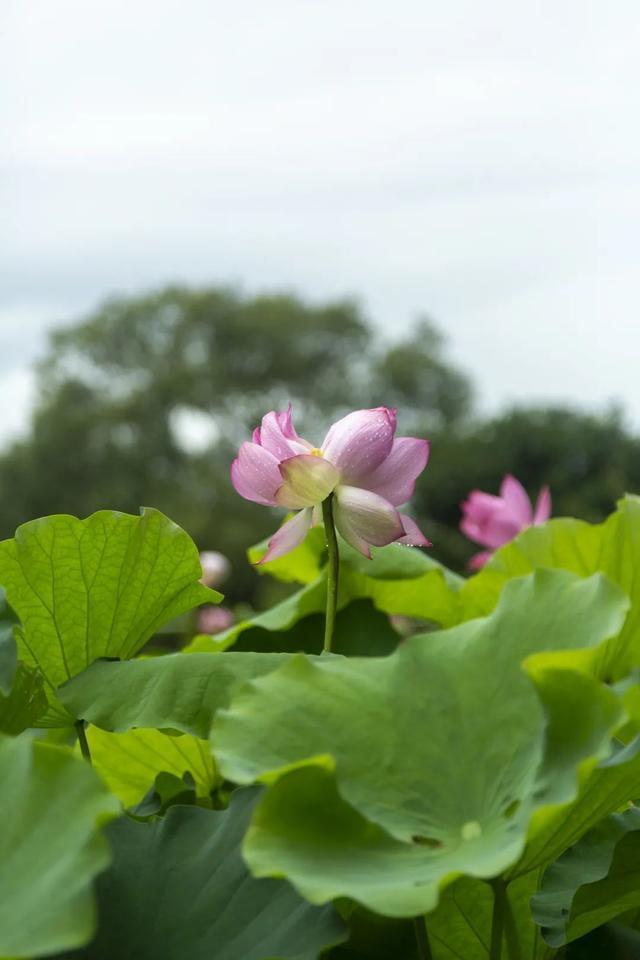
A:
75,719,92,764
321,494,339,653
413,915,433,960
489,878,507,960
489,877,521,960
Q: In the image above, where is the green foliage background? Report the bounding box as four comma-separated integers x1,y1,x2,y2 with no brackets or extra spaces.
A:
1,284,637,605
3,494,640,956
4,500,640,957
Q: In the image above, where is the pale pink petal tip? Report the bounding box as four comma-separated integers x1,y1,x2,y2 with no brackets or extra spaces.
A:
333,485,404,558
257,407,311,460
398,514,431,547
469,550,493,570
533,485,552,525
256,508,313,565
500,474,534,526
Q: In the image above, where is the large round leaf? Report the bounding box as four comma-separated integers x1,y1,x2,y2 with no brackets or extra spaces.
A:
65,788,346,960
241,663,622,918
187,576,327,653
532,806,640,947
86,726,217,807
0,662,47,735
214,570,627,843
509,733,640,879
0,508,220,722
59,651,294,737
0,735,119,958
211,570,628,915
191,538,462,653
193,599,401,658
424,873,553,960
0,588,19,696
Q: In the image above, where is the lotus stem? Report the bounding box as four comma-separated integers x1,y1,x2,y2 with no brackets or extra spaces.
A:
489,879,507,960
413,916,433,960
75,720,92,764
321,494,339,653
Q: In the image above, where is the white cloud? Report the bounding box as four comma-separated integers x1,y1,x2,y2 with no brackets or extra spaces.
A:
1,0,639,443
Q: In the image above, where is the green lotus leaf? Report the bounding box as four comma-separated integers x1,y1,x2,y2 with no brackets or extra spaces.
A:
214,571,627,838
339,561,460,625
458,495,640,675
0,508,220,723
211,571,627,915
194,540,463,654
509,737,640,884
0,734,119,958
86,726,217,807
324,600,400,657
65,788,346,960
460,517,604,622
339,538,462,584
426,873,553,960
196,600,400,658
0,662,47,735
243,705,609,923
240,665,622,917
187,576,327,653
531,806,640,946
0,587,19,695
246,765,480,917
129,769,199,817
59,651,296,737
508,657,640,879
249,525,459,585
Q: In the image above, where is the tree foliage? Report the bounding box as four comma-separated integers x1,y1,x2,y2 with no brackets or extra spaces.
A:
0,287,473,600
0,284,639,600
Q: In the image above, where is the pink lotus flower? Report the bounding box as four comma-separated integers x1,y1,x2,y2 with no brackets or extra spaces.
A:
197,605,234,634
231,405,430,561
199,551,231,588
460,474,551,569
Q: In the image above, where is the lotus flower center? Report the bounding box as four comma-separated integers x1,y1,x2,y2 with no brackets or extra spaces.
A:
310,447,324,457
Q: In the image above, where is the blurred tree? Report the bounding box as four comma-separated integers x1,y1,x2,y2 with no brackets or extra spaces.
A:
372,318,473,433
0,285,471,601
1,283,637,599
38,285,373,442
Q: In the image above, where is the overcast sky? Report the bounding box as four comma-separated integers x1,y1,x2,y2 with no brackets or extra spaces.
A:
1,0,639,444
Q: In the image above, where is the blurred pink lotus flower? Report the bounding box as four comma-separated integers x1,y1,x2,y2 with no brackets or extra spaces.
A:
231,405,430,561
199,550,231,588
460,474,551,569
197,605,234,634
